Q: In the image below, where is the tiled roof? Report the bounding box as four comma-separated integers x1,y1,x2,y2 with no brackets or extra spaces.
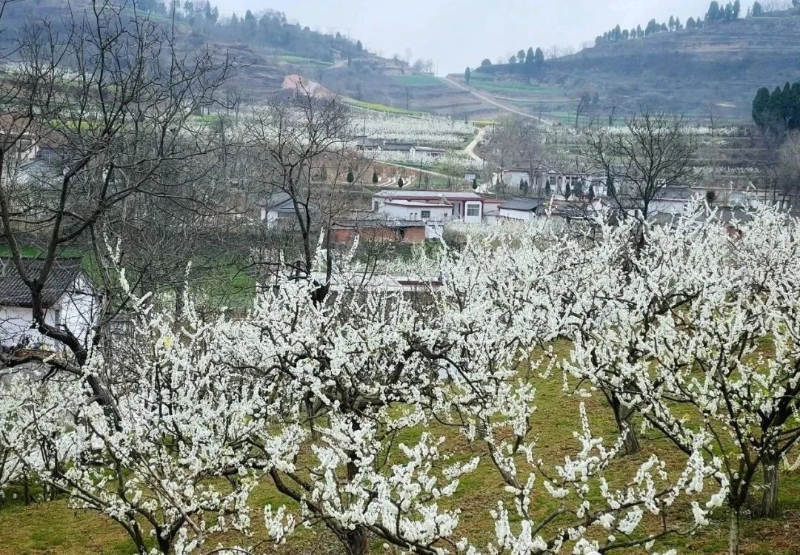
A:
0,258,84,308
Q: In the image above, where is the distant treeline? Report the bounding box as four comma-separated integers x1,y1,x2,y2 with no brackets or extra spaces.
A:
753,81,800,132
136,0,364,62
466,47,545,82
595,1,748,46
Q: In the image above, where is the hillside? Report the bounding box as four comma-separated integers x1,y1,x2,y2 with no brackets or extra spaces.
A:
0,0,499,119
453,12,800,123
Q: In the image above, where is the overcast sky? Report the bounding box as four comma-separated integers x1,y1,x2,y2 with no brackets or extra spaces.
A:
213,0,725,75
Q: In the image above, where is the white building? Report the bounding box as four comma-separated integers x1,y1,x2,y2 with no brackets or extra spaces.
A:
497,198,545,222
371,190,501,238
0,259,97,351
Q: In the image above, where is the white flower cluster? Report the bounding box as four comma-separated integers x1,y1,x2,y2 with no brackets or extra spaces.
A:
8,202,799,554
355,112,475,147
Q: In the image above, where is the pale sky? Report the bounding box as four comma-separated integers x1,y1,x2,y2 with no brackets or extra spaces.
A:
213,0,725,75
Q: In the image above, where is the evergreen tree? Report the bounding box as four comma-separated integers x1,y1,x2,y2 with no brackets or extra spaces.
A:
669,15,676,30
244,9,256,25
706,1,721,21
525,47,534,64
464,67,471,84
481,58,492,66
675,17,682,30
752,1,764,16
687,17,696,29
637,24,644,37
357,40,363,51
398,177,405,189
347,169,355,184
509,54,517,64
545,180,551,197
534,47,545,70
517,49,526,62
733,0,741,18
372,171,379,184
565,183,571,199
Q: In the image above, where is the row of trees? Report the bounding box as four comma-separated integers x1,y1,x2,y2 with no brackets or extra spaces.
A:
4,199,798,555
134,0,365,63
596,15,699,45
752,81,800,132
472,46,545,80
705,0,742,22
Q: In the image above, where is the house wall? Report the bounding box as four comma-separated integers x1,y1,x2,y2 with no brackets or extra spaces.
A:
503,171,530,187
380,204,453,222
498,208,536,222
463,201,483,224
331,226,426,245
0,277,97,350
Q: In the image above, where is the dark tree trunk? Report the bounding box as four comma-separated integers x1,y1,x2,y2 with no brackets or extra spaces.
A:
341,460,369,555
759,450,780,518
611,395,640,455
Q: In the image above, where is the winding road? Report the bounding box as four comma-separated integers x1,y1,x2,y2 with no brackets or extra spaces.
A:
444,77,553,126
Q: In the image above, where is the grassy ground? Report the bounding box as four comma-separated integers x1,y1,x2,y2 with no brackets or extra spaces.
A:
1,350,799,554
391,75,445,88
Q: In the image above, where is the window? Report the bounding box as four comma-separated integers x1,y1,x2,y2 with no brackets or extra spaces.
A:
421,210,431,220
466,204,480,217
53,308,62,329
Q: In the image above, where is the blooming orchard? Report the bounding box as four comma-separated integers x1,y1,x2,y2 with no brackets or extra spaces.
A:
2,204,799,555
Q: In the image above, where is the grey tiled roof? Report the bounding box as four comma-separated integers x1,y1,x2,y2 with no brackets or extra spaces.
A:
0,258,84,308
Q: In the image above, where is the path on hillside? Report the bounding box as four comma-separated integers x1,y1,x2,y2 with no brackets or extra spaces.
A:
444,77,553,126
464,126,486,164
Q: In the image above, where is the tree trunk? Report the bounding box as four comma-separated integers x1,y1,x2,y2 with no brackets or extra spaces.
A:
760,450,780,518
611,396,640,455
341,527,369,555
342,459,369,555
728,507,741,555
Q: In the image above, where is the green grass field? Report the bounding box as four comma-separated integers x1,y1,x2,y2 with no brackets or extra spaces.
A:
391,74,445,87
1,344,798,554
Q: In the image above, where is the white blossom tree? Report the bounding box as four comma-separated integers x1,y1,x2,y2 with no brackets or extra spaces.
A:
566,204,800,555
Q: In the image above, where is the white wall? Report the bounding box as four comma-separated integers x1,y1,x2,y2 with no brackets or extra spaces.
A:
0,277,97,351
381,204,453,222
503,171,529,187
463,201,483,223
498,208,536,222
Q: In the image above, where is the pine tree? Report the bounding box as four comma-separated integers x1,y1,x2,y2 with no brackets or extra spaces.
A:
565,183,571,199
347,169,355,184
669,15,676,30
733,0,741,19
525,47,534,64
464,67,471,84
357,40,363,51
706,1,721,21
398,177,405,189
752,1,763,16
372,171,379,184
544,180,551,197
534,48,545,70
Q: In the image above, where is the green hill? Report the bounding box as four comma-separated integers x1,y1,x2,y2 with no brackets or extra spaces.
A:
456,11,800,123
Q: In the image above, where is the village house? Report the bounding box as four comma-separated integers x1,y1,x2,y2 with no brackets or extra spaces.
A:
0,259,96,351
497,198,546,222
355,138,446,161
260,192,319,231
371,190,501,237
330,217,428,245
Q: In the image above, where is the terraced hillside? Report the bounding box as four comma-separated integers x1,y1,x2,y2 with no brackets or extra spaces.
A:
455,12,800,123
